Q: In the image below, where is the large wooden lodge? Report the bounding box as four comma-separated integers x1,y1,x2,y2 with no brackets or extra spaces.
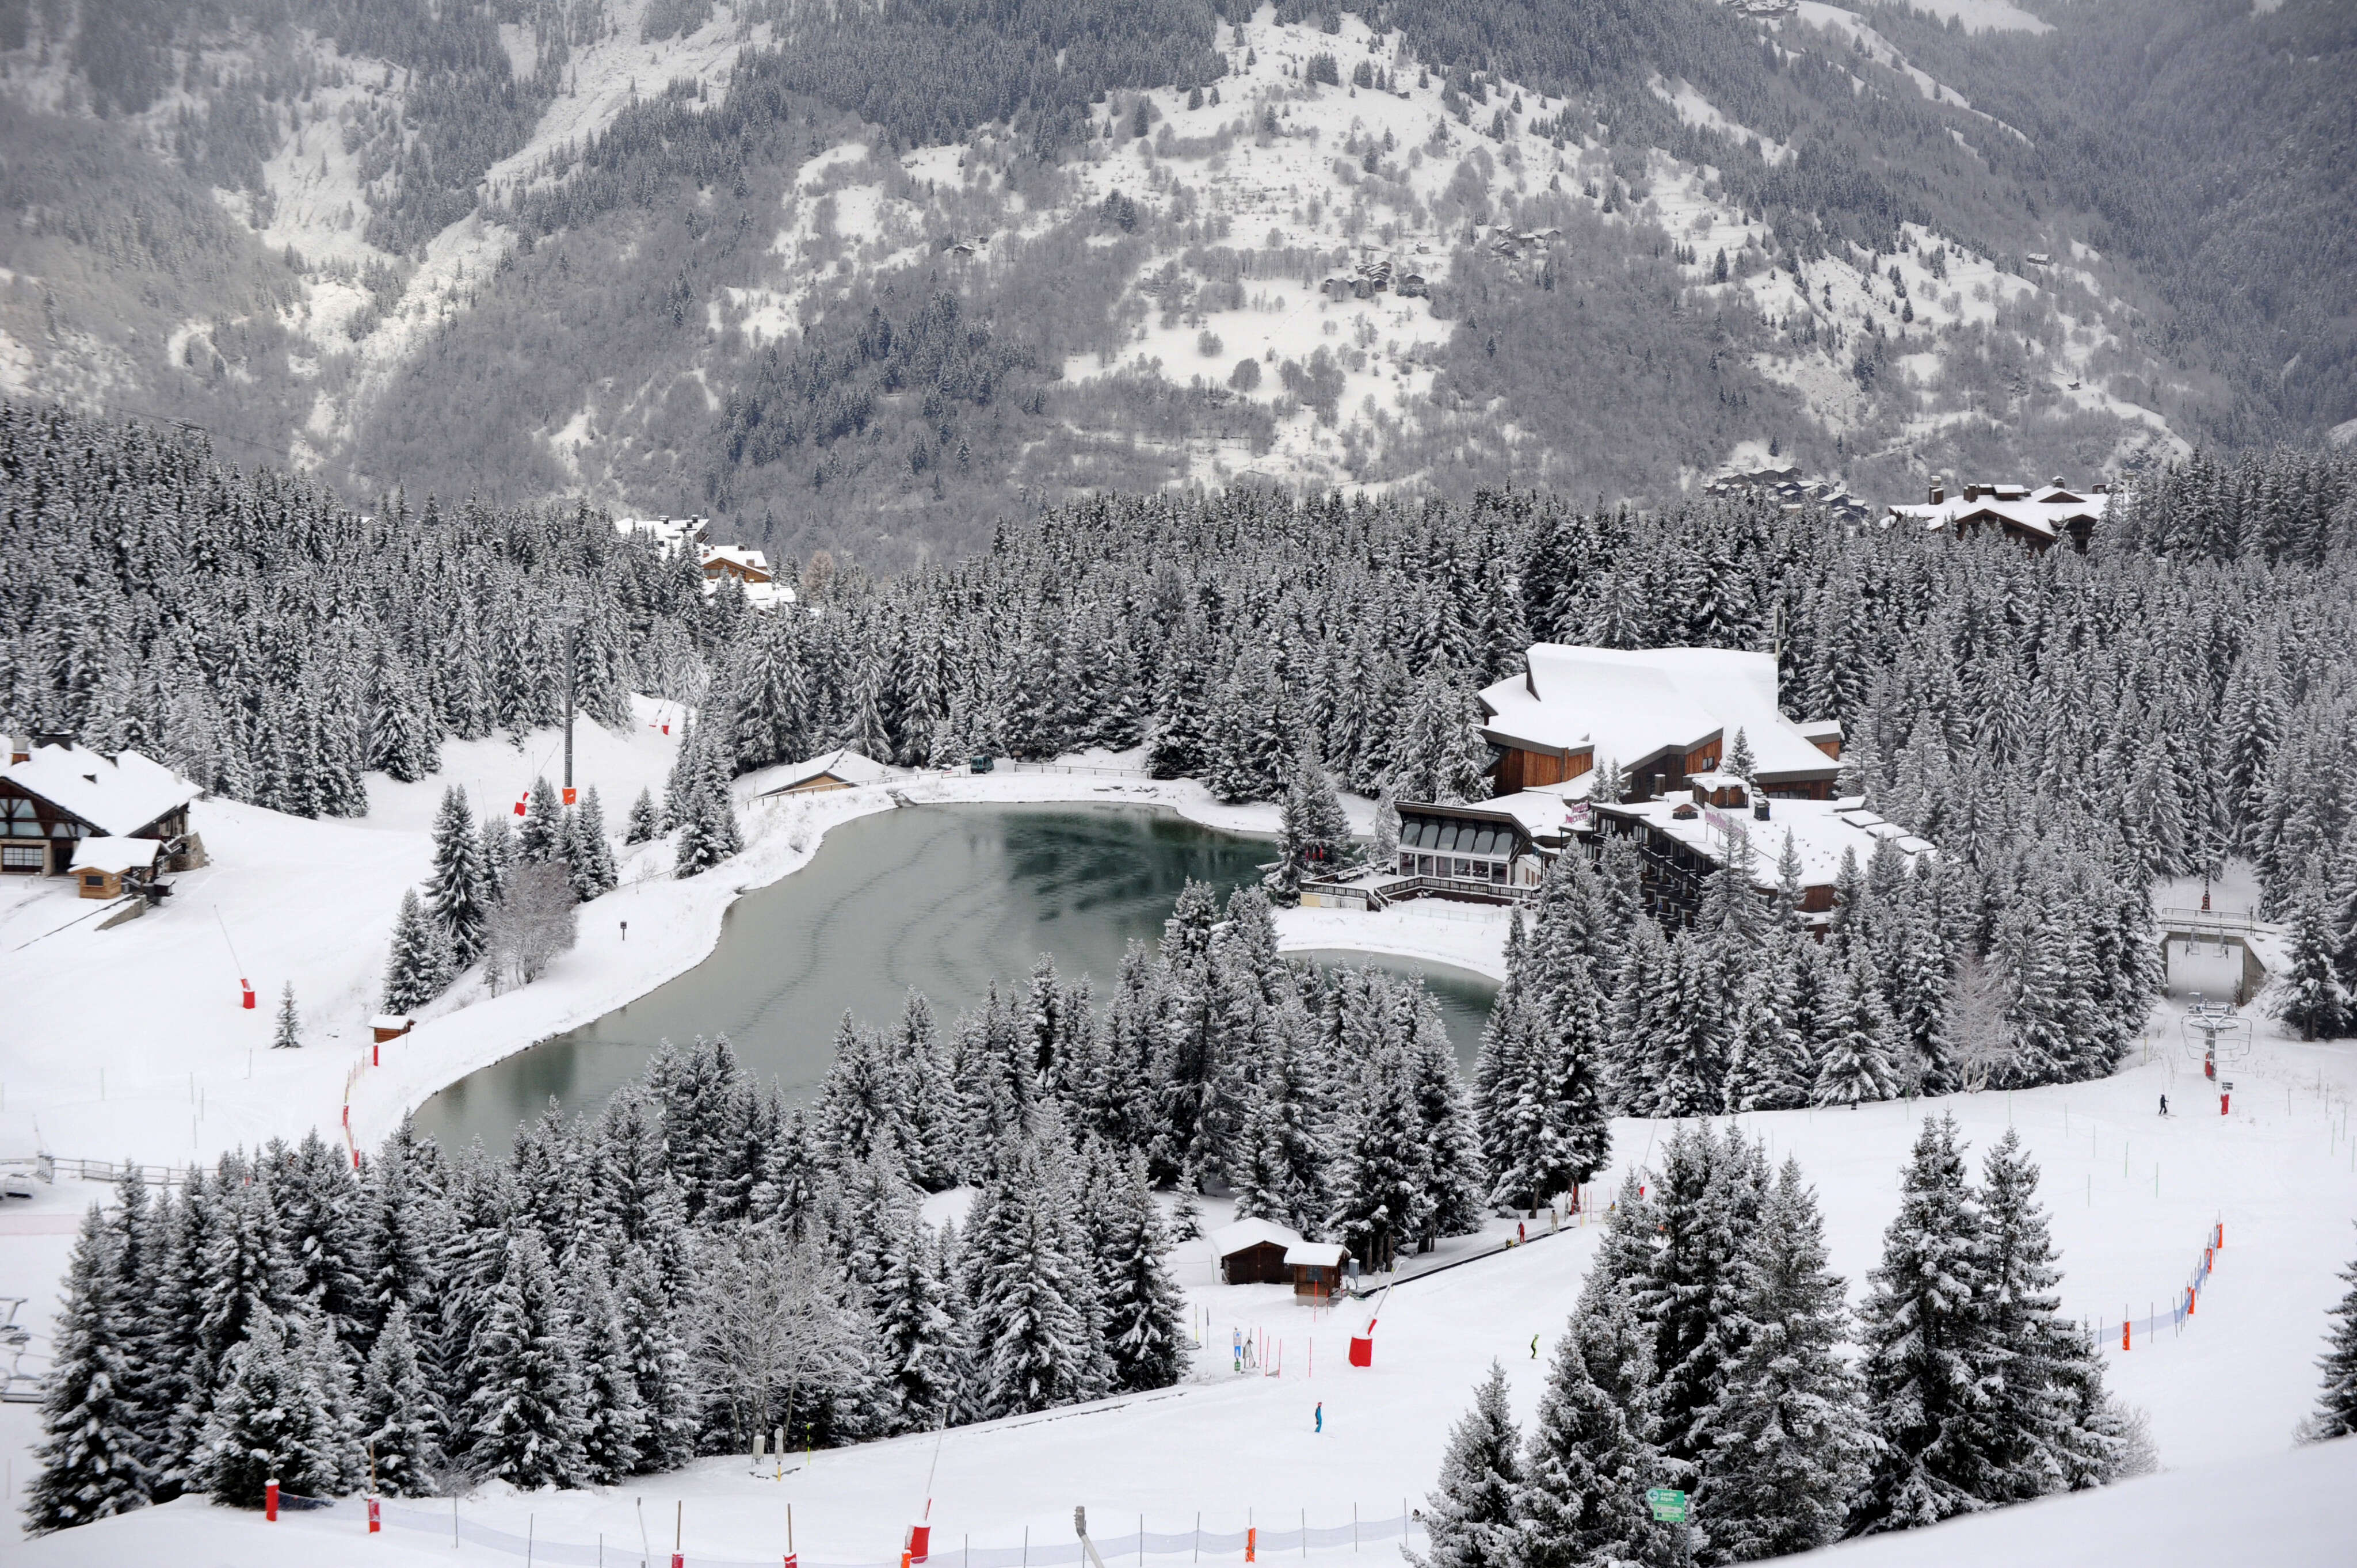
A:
1,737,204,889
1307,645,1932,931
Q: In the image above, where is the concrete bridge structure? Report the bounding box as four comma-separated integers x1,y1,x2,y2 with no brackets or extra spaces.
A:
2156,906,2279,1006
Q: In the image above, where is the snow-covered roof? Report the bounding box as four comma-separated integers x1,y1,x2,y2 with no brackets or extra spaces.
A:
1478,646,1840,784
371,1014,415,1032
70,835,161,874
4,745,201,837
1587,794,1935,892
1481,789,1589,841
1211,1218,1304,1257
1887,479,2107,544
700,543,773,579
615,516,708,557
1283,1241,1349,1268
747,748,897,796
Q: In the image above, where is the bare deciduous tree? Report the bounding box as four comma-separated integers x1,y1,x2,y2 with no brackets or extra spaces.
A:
483,861,578,992
1947,951,2012,1091
692,1223,871,1451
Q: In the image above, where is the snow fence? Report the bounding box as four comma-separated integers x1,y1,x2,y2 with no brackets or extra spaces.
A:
2110,1219,2225,1351
284,1494,1421,1568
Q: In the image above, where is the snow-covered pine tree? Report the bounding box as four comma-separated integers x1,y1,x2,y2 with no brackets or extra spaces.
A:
26,1205,150,1531
1090,1147,1189,1391
1516,1282,1694,1568
2276,878,2349,1041
814,1015,909,1171
478,811,519,908
1637,1124,1765,1473
1724,727,1756,783
969,1135,1107,1417
1412,1360,1522,1568
1408,990,1489,1240
197,1306,349,1506
624,785,661,844
518,775,565,864
382,887,452,1015
569,1257,650,1485
1977,1128,2125,1498
1811,952,1898,1108
272,982,302,1049
459,1229,589,1488
1851,1115,2001,1534
1230,1036,1328,1237
1395,666,1494,804
729,613,813,772
1143,616,1212,780
1326,1016,1432,1273
673,726,745,878
367,659,439,783
1699,1158,1871,1561
426,785,491,965
2304,1224,2357,1443
358,1300,445,1495
617,1243,699,1471
277,1128,374,1350
869,1217,962,1433
567,785,620,900
1267,753,1353,905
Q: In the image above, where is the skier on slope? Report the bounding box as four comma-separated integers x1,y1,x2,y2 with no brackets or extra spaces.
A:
2160,1093,2169,1116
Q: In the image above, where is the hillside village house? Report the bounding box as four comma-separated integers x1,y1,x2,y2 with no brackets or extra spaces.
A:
699,544,796,613
613,515,709,556
1886,476,2109,552
1307,646,1929,932
752,747,895,797
0,738,204,880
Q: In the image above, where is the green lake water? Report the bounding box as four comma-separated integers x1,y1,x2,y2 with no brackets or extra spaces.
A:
413,803,1497,1153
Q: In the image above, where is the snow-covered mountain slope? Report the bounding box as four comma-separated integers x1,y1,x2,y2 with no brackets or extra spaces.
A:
0,0,2341,556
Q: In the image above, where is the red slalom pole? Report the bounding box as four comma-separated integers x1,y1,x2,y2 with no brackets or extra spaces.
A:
266,1477,280,1521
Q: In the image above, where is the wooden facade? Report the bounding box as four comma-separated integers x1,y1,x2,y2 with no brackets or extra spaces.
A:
0,783,191,877
1,751,199,879
1493,744,1591,795
1219,1239,1292,1285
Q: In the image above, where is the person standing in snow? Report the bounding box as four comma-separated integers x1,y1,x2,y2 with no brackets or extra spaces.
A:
2159,1093,2168,1116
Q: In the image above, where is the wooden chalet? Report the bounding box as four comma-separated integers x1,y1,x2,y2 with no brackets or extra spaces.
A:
71,837,162,900
1283,1241,1349,1298
751,747,897,798
1887,476,2108,553
1478,646,1843,803
1,738,203,880
1212,1218,1304,1285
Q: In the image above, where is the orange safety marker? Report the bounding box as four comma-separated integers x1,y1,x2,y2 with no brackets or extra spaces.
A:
1246,1528,1257,1563
2121,1317,2130,1350
369,1495,382,1533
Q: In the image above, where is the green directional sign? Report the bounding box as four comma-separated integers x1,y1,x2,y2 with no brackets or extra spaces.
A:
1646,1487,1688,1524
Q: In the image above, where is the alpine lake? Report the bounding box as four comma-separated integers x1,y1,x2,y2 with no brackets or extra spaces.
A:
413,802,1500,1153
